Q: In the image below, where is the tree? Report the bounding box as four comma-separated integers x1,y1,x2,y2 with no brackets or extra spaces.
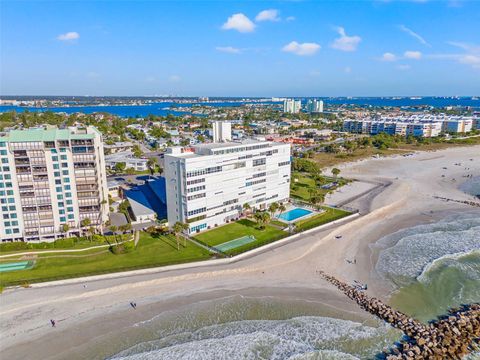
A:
278,203,287,214
109,225,118,242
331,168,341,180
242,203,251,217
253,211,270,230
147,157,158,176
80,218,91,238
114,162,126,173
60,223,70,237
268,202,279,218
172,222,189,250
132,144,143,158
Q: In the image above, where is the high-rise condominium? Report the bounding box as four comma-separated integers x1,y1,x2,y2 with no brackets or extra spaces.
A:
0,126,109,242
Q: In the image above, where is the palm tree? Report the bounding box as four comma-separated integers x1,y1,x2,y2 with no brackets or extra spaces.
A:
331,168,341,180
60,223,70,238
242,203,251,217
253,211,270,230
278,203,287,215
80,218,91,239
109,225,118,242
268,202,279,218
172,221,189,250
147,157,158,178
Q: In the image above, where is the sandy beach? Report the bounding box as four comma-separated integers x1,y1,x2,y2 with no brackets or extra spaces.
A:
1,145,479,360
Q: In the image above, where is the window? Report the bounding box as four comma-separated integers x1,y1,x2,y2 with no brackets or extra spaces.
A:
66,199,73,205
61,163,68,168
62,170,69,175
278,161,290,167
67,207,73,212
8,205,15,211
187,185,205,193
187,193,206,201
7,198,14,203
53,164,60,169
56,187,62,192
0,191,4,196
64,185,71,190
59,209,65,215
190,223,207,232
52,156,58,161
13,228,19,233
64,178,70,183
5,229,11,235
7,190,13,195
4,174,10,180
54,171,61,177
58,202,64,207
60,148,66,152
1,158,8,164
10,213,17,218
57,195,63,200
65,192,72,198
0,150,6,155
60,216,66,222
61,155,67,160
68,214,74,219
55,179,61,185
187,207,206,216
253,158,266,167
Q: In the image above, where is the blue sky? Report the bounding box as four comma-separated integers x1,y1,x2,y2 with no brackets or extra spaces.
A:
1,0,479,96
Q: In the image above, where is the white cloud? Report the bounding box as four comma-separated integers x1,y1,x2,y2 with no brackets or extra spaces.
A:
458,55,480,68
216,46,241,54
169,75,181,82
282,41,321,56
286,16,296,22
57,31,80,41
255,9,280,22
381,52,397,61
397,64,411,70
331,27,361,52
222,13,255,33
344,66,352,73
398,25,430,47
404,50,422,59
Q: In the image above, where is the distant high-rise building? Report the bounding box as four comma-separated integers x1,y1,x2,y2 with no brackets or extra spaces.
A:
0,126,109,242
307,99,324,113
283,99,302,114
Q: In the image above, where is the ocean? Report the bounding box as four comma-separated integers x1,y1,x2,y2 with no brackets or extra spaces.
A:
1,97,479,118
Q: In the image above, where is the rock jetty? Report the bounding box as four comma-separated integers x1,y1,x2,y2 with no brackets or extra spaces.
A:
319,271,480,359
433,195,480,208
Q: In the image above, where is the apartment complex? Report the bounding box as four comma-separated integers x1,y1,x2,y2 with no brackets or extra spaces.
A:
283,99,302,114
164,122,291,234
306,99,324,113
343,115,475,137
0,126,109,242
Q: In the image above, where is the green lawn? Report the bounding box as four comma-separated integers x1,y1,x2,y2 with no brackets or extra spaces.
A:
290,172,348,202
0,233,213,287
295,207,352,232
194,219,287,256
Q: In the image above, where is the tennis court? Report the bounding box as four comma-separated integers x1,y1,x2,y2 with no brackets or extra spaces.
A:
215,235,256,252
0,261,32,273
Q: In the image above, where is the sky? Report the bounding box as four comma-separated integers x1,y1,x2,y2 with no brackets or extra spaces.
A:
1,0,479,97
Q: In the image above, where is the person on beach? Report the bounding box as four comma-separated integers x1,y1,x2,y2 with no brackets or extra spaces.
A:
50,319,55,327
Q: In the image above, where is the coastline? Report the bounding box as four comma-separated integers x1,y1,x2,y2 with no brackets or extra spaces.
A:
1,145,478,360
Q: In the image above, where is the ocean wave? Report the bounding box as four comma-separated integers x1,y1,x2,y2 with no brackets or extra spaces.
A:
374,212,480,284
110,316,397,360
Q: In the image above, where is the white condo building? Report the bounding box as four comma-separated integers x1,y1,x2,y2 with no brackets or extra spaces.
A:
164,122,291,234
0,126,109,242
283,99,302,114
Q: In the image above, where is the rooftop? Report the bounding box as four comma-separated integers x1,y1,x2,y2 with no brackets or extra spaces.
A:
0,127,97,143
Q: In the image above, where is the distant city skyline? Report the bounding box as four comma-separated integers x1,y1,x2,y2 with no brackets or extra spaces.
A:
1,0,479,96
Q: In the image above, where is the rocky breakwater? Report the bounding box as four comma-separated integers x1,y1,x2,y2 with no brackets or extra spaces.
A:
319,271,480,359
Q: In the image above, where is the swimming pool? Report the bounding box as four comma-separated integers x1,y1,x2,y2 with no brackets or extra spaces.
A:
277,208,313,222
